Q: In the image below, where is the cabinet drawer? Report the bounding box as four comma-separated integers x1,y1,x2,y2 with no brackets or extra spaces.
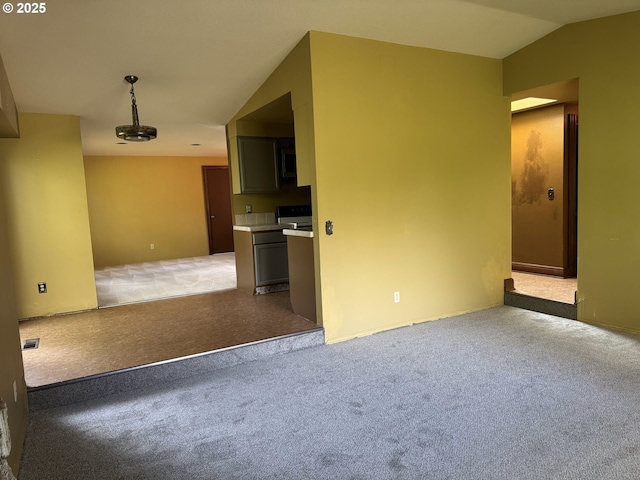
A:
253,231,286,245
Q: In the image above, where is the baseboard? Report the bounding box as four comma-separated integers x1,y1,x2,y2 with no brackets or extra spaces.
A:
512,262,566,278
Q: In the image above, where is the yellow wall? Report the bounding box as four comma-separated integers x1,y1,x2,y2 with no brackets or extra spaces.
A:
511,104,566,270
309,33,511,342
504,11,640,332
84,155,227,268
0,178,28,474
227,33,315,192
229,32,511,343
0,113,97,318
231,184,312,217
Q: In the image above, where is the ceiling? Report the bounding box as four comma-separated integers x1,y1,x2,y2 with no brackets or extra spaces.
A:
0,0,638,158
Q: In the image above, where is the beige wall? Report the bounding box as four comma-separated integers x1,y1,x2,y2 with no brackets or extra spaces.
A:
0,113,97,319
511,104,566,270
504,11,640,332
84,155,227,268
0,177,27,474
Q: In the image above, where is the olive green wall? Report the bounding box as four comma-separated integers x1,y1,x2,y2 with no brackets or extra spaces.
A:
310,33,511,342
504,11,640,332
0,113,97,319
229,32,511,343
0,178,27,475
511,104,566,270
84,155,227,268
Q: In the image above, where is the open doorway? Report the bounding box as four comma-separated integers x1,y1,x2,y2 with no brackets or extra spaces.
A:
85,157,237,308
509,79,579,307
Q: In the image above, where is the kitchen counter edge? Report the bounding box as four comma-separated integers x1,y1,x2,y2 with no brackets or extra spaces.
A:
233,224,288,232
283,228,314,238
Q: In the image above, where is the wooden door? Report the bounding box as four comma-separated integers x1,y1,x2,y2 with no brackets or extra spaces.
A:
203,166,234,254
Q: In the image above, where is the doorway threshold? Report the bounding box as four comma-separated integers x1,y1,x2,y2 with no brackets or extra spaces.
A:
505,290,577,320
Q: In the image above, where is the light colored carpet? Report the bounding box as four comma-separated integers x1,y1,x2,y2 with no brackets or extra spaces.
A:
19,306,640,479
94,253,236,307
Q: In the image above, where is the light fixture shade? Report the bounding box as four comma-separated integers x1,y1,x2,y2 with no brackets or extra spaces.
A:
115,75,157,142
115,124,157,142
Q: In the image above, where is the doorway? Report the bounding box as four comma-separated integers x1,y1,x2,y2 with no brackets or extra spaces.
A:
203,166,234,254
510,79,579,306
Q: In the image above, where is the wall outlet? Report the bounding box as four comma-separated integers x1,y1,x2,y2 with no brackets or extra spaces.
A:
394,291,400,303
150,243,155,250
245,204,252,214
37,282,47,294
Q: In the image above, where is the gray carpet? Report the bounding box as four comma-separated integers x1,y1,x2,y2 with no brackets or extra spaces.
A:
19,306,640,479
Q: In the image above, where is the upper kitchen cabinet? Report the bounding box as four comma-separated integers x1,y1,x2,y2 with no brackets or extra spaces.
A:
237,136,280,193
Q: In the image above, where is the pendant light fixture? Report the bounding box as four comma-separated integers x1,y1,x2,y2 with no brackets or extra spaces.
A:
115,75,157,142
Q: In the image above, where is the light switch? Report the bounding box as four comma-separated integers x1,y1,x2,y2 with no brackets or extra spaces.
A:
325,220,333,236
548,188,554,200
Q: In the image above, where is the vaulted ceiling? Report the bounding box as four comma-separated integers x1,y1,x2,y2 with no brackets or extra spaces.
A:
0,0,638,157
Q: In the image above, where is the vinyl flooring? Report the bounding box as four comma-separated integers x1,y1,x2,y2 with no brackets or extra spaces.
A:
20,254,318,388
511,271,577,304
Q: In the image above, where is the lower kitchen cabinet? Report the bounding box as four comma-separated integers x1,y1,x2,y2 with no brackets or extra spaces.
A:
234,229,289,294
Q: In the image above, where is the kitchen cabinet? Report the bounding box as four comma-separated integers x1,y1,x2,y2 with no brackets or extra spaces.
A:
237,136,280,193
234,228,289,294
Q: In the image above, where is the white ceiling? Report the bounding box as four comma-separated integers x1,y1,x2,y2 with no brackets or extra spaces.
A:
0,0,638,157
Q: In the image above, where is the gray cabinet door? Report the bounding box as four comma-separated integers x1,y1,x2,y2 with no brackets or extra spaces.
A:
254,242,289,286
237,136,280,193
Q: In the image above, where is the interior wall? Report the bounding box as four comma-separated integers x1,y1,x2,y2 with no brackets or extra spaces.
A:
84,155,227,268
511,104,566,273
0,174,27,475
504,10,640,332
309,32,511,342
231,185,312,218
0,113,97,319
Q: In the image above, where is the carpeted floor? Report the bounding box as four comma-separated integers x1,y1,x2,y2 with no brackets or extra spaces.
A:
19,306,640,479
94,254,237,307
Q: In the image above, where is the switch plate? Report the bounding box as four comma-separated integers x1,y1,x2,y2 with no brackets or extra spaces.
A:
325,220,333,236
548,188,554,200
150,243,155,250
37,282,47,294
394,291,400,303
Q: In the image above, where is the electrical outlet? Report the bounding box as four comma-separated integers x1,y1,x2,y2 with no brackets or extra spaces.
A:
37,282,47,294
394,291,400,303
150,243,155,250
245,204,252,214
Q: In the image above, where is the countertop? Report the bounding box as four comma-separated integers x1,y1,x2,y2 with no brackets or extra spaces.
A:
283,228,314,238
233,223,314,237
233,223,289,232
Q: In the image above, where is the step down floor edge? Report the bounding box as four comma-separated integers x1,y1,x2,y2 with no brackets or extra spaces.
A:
28,328,325,411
